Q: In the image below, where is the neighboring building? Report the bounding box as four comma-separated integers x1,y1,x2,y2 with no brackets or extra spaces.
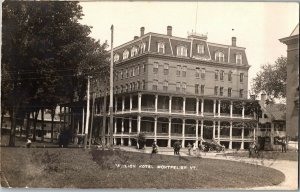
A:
90,26,256,149
279,24,299,140
256,93,286,150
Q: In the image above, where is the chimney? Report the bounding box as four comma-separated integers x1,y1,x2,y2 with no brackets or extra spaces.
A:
232,37,236,46
140,27,145,36
134,36,139,40
167,26,172,36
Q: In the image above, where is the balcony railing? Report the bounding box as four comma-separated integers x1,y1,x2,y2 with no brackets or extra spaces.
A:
157,108,169,113
203,112,214,116
172,109,183,113
185,110,197,114
141,107,155,111
171,133,182,136
220,113,230,117
184,133,196,137
232,114,242,117
156,132,169,136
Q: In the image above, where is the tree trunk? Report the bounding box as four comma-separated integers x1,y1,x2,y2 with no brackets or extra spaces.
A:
9,110,16,146
33,110,39,142
101,88,107,148
26,112,30,139
51,108,55,143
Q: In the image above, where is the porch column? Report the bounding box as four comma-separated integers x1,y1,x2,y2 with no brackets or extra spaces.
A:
213,100,216,117
137,115,141,133
155,94,158,113
128,117,132,146
169,96,172,114
217,121,220,143
130,94,132,112
218,100,221,117
183,97,186,115
213,120,216,139
242,103,245,119
230,101,233,118
196,120,199,145
241,126,244,150
154,117,157,142
196,98,199,115
122,96,125,113
229,121,232,149
121,118,124,133
82,108,85,134
200,120,204,140
115,97,118,113
168,118,171,147
138,93,142,113
182,119,185,147
201,98,204,116
114,118,117,134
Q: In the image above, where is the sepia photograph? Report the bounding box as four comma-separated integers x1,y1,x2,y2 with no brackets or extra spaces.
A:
1,1,299,190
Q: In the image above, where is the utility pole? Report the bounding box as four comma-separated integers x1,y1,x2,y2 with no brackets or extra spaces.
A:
84,76,90,149
89,92,95,148
109,25,114,148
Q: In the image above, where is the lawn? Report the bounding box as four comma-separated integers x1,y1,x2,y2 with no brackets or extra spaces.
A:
1,147,285,189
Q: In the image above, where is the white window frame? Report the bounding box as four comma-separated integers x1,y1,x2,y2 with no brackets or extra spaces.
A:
164,63,169,75
177,46,188,57
163,81,168,91
176,82,181,92
153,79,158,91
123,50,129,59
131,46,138,57
158,42,165,54
236,53,242,64
240,73,244,83
114,54,120,62
176,65,181,77
197,44,205,54
140,43,146,53
182,82,187,92
215,51,225,62
201,68,206,79
182,66,187,77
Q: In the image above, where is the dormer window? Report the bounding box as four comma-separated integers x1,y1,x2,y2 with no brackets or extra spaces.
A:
158,42,165,54
197,44,205,54
140,43,146,53
177,46,187,57
131,46,138,57
123,50,129,59
215,51,225,62
113,54,120,62
236,53,242,64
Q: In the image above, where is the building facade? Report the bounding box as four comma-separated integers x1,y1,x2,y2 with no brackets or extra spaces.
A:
279,24,299,140
92,26,256,149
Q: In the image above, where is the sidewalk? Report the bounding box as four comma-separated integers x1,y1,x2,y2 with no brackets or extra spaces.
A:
120,146,298,190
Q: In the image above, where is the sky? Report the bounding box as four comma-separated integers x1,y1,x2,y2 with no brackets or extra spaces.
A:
79,2,299,93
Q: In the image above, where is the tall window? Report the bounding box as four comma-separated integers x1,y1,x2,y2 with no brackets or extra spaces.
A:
163,81,168,91
195,84,199,94
176,82,181,92
123,50,129,59
142,80,146,90
240,73,244,83
228,71,232,81
129,83,132,91
136,66,140,75
201,85,205,94
132,82,135,90
220,87,224,96
121,85,124,93
114,54,120,62
125,69,128,78
197,44,205,54
239,89,244,98
228,88,232,97
214,86,218,96
182,66,187,77
130,68,133,77
158,42,165,54
176,65,181,77
201,68,206,79
215,70,219,80
141,64,145,73
153,62,158,73
182,82,187,93
140,43,146,53
125,84,128,92
164,63,169,75
236,53,242,64
153,80,158,90
220,70,224,81
177,46,187,57
132,67,135,77
120,71,123,80
137,81,140,90
215,51,225,62
195,67,200,78
131,46,138,57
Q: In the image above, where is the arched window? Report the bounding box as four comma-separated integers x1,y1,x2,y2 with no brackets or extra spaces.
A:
177,46,187,57
123,50,129,59
114,54,119,62
215,51,225,62
157,42,165,54
236,53,242,64
140,43,146,53
131,46,138,57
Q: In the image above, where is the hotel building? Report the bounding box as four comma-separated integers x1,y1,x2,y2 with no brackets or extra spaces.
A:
92,26,257,149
